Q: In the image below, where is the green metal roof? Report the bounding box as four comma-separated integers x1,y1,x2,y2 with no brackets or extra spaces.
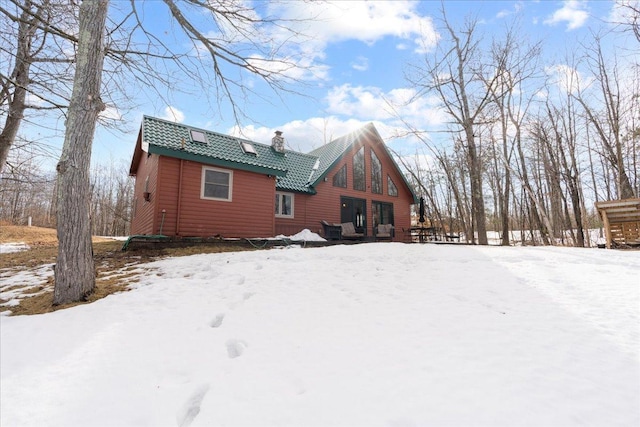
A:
142,116,289,177
137,116,416,199
307,123,375,186
274,151,319,194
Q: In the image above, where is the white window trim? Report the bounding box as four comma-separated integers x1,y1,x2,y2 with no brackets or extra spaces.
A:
275,191,294,218
201,166,233,202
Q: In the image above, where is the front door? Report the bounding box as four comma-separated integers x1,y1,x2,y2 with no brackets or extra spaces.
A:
341,197,366,234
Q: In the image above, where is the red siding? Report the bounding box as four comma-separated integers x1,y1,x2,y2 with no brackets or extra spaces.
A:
130,152,159,235
275,137,414,242
136,156,276,238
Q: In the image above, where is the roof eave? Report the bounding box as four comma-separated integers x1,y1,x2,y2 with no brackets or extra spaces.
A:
148,145,288,177
129,126,144,176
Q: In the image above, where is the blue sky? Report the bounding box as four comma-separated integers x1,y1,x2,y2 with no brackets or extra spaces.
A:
16,0,637,171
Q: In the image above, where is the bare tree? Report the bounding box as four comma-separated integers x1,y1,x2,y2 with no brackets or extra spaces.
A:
482,22,543,245
0,138,55,225
1,0,41,172
612,0,640,43
575,35,637,199
0,0,77,173
53,0,108,305
407,10,507,245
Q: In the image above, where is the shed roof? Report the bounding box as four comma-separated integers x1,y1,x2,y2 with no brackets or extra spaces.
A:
595,198,640,223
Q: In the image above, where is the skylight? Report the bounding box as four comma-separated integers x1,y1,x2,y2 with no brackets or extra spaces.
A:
190,129,207,144
240,141,257,155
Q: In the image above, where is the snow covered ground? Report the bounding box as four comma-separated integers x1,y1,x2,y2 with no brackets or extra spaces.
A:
0,242,30,253
1,242,638,426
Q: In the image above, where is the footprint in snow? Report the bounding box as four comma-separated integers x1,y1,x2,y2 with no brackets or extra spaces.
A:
226,339,247,359
176,383,210,427
209,313,224,328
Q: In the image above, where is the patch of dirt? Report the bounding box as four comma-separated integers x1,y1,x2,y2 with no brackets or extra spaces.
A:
1,226,251,316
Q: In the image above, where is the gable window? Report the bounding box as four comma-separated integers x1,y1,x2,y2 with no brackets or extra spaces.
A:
275,192,294,217
353,146,365,191
387,175,398,197
333,164,347,188
190,129,207,144
201,166,232,201
371,150,382,194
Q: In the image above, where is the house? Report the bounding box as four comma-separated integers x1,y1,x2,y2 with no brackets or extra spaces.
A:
128,116,417,242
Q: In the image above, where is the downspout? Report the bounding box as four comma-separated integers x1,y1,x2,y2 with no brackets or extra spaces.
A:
176,159,184,236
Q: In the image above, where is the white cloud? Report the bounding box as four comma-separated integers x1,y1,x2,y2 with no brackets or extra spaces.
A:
99,105,123,121
189,2,438,84
226,82,450,156
24,92,46,108
228,116,376,153
545,64,593,94
160,106,185,123
609,0,640,27
544,0,589,30
325,84,446,128
269,1,439,56
496,1,524,19
497,9,512,19
351,56,369,72
247,54,330,82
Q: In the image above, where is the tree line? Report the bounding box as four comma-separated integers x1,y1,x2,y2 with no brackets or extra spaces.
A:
0,147,133,237
397,6,639,247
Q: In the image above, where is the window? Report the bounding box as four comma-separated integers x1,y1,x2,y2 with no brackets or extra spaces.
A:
190,129,207,144
201,167,232,201
353,146,365,191
275,192,294,217
387,175,398,197
240,141,257,155
333,164,347,188
372,201,394,227
371,150,382,194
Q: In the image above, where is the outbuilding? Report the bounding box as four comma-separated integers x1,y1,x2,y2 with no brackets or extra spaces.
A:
595,198,640,248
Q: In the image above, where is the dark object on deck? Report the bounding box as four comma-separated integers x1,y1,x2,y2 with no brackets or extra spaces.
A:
419,197,425,224
374,224,395,241
340,222,365,239
321,220,342,240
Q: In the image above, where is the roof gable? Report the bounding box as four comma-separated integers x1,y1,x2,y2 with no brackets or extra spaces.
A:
307,123,418,202
307,122,377,186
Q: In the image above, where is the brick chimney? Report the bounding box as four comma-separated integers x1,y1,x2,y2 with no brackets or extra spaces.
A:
272,130,285,153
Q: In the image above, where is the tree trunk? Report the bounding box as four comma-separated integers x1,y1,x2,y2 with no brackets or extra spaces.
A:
466,127,488,244
53,0,108,305
0,0,38,173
